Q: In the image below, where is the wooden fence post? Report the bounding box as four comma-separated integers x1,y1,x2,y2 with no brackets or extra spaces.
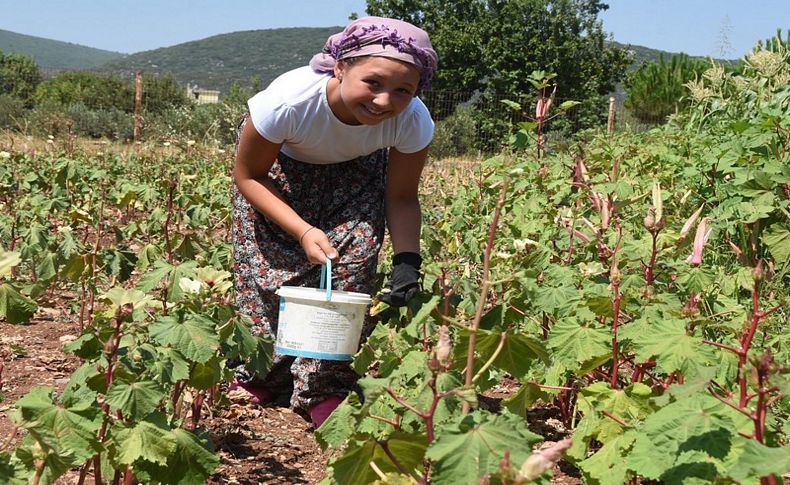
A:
134,71,143,142
607,96,616,136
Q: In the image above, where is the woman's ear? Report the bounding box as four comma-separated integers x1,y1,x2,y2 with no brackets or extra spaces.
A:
333,61,345,81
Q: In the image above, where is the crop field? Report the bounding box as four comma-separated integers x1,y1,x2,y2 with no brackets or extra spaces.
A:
1,54,789,484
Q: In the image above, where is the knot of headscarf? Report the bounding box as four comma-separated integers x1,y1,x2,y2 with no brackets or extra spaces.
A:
309,16,438,94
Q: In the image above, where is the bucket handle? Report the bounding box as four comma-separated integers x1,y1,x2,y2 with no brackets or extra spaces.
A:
319,259,332,301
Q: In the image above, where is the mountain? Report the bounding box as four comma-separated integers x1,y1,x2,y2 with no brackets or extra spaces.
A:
0,29,124,70
98,27,339,94
2,27,732,96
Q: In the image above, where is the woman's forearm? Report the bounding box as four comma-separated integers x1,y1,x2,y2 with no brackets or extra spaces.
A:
235,174,312,240
385,197,421,255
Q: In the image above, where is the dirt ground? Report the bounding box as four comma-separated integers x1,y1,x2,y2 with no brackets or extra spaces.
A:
0,311,579,485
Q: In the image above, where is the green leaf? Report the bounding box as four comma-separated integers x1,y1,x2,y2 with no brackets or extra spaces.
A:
559,100,581,110
576,382,655,443
110,419,177,467
315,398,356,450
425,411,542,484
0,249,21,278
500,99,521,110
35,253,56,281
149,314,219,364
0,452,26,485
13,387,103,465
761,224,790,264
502,381,551,416
548,320,611,370
105,379,165,420
0,283,37,324
727,440,790,481
154,348,191,384
622,319,716,376
136,260,173,293
627,394,740,481
189,357,222,390
328,433,428,485
534,284,580,314
135,428,219,485
578,431,637,485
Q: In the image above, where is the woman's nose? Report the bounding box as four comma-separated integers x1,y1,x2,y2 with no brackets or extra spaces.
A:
372,92,391,107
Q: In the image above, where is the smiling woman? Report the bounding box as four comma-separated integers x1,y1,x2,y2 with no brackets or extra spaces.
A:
229,16,438,428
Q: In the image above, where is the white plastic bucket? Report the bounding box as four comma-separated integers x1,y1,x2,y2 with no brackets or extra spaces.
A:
274,261,371,360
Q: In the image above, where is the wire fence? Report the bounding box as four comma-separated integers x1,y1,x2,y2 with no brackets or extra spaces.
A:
420,89,667,158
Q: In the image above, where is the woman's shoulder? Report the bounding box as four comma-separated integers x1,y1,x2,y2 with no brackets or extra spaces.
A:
260,67,330,106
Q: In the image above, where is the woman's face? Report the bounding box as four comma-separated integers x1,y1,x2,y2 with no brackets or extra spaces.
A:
330,56,421,126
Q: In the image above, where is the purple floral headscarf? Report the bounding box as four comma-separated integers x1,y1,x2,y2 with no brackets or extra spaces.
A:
309,16,438,94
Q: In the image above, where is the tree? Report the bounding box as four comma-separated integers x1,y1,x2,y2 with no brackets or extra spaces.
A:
34,71,135,111
624,53,711,123
365,0,629,133
0,50,42,107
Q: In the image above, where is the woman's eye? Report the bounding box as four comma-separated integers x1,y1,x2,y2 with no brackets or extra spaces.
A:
365,80,380,87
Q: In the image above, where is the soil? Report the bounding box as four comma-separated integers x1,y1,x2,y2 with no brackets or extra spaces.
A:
0,307,579,485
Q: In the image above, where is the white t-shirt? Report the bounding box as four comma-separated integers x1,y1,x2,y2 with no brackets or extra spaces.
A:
247,66,434,164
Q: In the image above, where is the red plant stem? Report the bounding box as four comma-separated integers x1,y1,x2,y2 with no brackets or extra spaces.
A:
609,281,621,388
645,231,659,286
386,388,426,420
377,440,421,483
601,410,628,427
191,391,205,429
702,340,740,354
708,388,752,418
369,414,400,428
529,382,574,391
122,465,134,485
463,180,508,415
739,283,763,407
164,179,175,264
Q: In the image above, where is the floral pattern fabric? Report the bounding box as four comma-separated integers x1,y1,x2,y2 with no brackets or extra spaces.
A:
231,116,387,412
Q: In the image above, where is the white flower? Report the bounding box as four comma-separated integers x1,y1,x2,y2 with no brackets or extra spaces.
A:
163,142,171,147
178,277,203,294
187,140,196,146
513,238,538,251
0,151,10,159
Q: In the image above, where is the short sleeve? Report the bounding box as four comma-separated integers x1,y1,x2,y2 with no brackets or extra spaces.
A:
246,90,296,144
394,98,434,154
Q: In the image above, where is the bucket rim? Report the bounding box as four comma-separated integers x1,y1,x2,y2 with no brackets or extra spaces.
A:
276,285,371,304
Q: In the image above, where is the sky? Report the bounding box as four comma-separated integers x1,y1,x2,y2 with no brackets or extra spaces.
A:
1,0,788,58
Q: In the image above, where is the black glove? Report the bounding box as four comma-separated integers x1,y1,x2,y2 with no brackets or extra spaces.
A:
379,252,422,307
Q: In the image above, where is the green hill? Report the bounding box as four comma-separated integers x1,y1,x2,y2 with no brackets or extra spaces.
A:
98,27,340,94
0,29,124,70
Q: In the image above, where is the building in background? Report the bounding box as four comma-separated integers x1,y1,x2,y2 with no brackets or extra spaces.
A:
186,83,220,104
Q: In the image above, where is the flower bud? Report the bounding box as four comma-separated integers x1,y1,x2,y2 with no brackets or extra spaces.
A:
751,259,764,282
436,325,453,368
643,207,657,231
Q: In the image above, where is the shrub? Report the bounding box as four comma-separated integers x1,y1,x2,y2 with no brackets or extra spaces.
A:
67,103,135,140
0,94,27,130
430,104,479,159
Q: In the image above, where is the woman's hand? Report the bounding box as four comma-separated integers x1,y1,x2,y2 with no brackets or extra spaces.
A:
299,226,338,264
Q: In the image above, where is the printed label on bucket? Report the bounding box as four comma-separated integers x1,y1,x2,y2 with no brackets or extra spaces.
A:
275,297,367,361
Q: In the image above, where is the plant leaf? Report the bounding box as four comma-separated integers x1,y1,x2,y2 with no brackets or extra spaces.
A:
149,314,219,364
761,224,790,264
425,411,542,484
0,283,37,324
13,387,103,465
110,419,177,467
105,379,166,420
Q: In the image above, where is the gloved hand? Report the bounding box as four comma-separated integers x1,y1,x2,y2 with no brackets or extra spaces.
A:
379,252,422,307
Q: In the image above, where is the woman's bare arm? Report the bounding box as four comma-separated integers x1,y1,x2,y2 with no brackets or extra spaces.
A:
233,120,337,262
